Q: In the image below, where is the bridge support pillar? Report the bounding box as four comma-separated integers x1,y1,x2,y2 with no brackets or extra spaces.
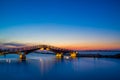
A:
0,52,4,55
56,53,63,58
70,52,77,58
19,53,26,60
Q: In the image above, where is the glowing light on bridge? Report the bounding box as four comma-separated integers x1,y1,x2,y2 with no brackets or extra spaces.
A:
56,53,63,58
70,52,77,58
46,48,50,51
40,48,44,50
19,54,26,60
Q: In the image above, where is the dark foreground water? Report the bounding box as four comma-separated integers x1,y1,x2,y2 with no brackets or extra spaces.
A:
0,53,120,80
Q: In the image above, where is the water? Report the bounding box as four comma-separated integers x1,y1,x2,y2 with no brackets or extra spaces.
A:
0,52,120,80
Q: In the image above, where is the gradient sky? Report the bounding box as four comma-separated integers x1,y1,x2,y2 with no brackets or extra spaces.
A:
0,0,120,50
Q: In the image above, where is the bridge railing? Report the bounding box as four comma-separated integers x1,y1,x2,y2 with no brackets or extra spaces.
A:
0,44,77,54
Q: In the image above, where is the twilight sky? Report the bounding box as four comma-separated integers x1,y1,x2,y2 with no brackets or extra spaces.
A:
0,0,120,50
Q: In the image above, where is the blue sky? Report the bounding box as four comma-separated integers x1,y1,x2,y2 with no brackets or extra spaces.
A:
0,0,120,50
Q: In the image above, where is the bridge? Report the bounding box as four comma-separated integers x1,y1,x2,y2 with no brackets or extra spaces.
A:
0,44,78,60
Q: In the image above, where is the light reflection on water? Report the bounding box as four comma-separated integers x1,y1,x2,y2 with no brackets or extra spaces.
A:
0,53,120,80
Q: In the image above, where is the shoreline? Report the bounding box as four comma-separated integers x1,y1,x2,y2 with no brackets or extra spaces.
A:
77,53,120,58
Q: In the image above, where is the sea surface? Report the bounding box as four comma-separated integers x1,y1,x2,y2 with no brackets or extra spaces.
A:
0,52,120,80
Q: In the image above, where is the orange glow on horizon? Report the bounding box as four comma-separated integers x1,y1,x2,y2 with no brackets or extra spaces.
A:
1,41,119,50
60,46,120,50
58,43,120,50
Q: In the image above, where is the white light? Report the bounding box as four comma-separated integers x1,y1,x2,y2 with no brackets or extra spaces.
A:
65,56,69,59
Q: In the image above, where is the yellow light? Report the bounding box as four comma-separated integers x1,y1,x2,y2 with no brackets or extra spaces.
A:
19,54,26,60
56,53,63,58
70,52,76,58
19,54,23,59
40,48,44,50
46,48,50,51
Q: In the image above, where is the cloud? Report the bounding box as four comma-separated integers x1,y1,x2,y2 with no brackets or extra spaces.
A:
0,42,27,48
3,43,26,46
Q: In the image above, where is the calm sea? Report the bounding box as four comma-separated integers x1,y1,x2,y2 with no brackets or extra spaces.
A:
0,52,120,80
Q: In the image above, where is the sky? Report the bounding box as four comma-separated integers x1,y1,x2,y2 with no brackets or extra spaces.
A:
0,0,120,50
